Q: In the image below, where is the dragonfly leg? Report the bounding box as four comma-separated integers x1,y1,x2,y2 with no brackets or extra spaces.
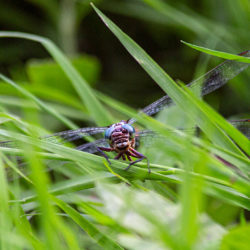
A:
98,147,114,152
132,149,150,173
115,152,128,161
115,152,123,160
124,156,147,172
125,153,132,161
125,148,150,173
97,147,114,165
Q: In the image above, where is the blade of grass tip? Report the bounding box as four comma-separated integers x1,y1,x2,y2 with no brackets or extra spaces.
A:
0,74,77,130
52,196,124,250
0,31,113,126
181,41,250,63
91,5,247,156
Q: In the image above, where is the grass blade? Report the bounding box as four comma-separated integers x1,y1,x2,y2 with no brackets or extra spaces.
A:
0,31,113,126
91,5,249,156
181,41,250,63
0,74,77,130
52,196,124,250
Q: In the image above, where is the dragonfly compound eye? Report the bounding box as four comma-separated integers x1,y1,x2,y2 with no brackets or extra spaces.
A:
104,127,114,140
122,124,135,138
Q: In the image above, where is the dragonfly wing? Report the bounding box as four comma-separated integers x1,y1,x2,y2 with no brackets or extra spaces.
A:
0,140,15,148
229,119,250,139
76,138,110,154
0,126,108,148
128,50,250,124
135,129,194,148
188,50,250,96
135,130,162,148
43,126,108,144
136,119,250,148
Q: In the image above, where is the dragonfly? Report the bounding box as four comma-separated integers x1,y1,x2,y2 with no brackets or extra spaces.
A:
1,51,250,173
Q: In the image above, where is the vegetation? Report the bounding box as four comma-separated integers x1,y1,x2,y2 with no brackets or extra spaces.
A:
0,1,249,249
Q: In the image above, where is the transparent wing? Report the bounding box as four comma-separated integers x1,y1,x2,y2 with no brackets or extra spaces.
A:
229,119,250,139
136,119,250,148
128,50,250,124
76,138,110,154
0,140,14,148
0,126,108,148
135,128,195,148
44,126,108,144
4,137,110,181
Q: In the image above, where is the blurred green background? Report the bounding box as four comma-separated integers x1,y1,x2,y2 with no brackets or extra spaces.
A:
0,1,249,249
1,0,249,131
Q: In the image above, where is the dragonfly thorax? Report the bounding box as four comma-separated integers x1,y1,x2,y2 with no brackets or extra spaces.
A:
104,121,136,151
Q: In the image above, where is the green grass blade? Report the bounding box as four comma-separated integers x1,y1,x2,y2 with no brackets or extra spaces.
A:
2,128,249,209
142,0,211,36
0,74,78,130
0,31,113,126
0,94,91,122
91,5,249,156
52,196,124,250
181,41,250,63
96,91,250,176
181,85,250,155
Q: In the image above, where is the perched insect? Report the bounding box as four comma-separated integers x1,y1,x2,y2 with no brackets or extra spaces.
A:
101,120,149,172
1,51,250,173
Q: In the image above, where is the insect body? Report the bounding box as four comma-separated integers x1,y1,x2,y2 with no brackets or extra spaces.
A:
99,120,150,172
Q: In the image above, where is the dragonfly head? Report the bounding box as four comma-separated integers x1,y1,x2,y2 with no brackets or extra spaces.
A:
104,122,135,141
